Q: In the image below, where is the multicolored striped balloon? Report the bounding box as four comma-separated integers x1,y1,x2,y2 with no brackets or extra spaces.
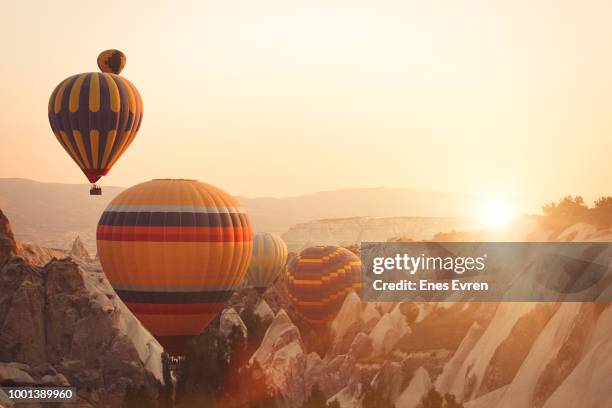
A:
48,50,143,184
286,246,361,324
96,179,252,355
246,232,288,293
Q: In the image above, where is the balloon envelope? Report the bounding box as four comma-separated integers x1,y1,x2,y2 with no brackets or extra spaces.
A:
246,232,288,293
48,50,143,184
96,179,252,355
286,246,361,324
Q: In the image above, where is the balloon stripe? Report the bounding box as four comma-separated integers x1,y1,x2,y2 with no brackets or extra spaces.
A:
112,283,238,291
59,131,84,168
97,226,252,242
53,75,74,114
100,130,117,168
106,76,130,165
99,211,249,227
116,76,136,113
88,73,101,112
68,74,87,113
72,130,91,168
127,303,228,314
102,73,120,112
136,314,221,337
104,204,247,213
117,290,233,304
90,130,100,168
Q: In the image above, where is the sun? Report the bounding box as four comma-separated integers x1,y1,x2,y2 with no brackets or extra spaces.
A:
481,200,515,229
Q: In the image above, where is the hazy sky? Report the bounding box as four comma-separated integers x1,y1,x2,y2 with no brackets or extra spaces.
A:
1,0,612,206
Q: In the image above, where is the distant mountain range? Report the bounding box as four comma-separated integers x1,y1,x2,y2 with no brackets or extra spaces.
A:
0,178,480,252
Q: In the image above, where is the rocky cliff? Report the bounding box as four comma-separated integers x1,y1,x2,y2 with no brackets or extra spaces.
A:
0,210,163,408
249,219,612,408
69,236,90,261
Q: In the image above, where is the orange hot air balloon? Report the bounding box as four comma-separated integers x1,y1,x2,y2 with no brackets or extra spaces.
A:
286,246,361,324
245,232,288,294
48,49,143,195
96,179,253,355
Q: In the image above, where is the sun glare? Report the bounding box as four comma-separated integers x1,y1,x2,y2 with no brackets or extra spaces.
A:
481,200,515,229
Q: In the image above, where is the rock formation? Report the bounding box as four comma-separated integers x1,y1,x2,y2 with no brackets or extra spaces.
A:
0,209,163,408
0,210,17,268
69,235,90,261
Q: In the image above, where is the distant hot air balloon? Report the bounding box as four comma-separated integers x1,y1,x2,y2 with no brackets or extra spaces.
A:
48,49,143,195
96,179,253,355
286,246,361,324
246,232,288,293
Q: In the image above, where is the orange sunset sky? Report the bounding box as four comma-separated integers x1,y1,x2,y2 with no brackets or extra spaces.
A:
1,0,612,211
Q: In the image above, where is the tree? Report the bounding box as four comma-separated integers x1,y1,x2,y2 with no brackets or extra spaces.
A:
361,383,395,408
241,305,269,352
417,388,464,408
418,388,442,408
443,393,464,408
594,196,612,209
543,196,588,216
176,327,231,404
302,384,327,408
123,384,155,408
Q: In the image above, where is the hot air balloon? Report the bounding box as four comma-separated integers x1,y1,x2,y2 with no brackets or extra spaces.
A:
96,179,252,355
48,49,143,195
286,246,361,324
246,232,288,293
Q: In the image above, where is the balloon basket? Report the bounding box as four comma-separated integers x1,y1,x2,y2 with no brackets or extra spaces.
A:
90,185,102,195
162,352,185,406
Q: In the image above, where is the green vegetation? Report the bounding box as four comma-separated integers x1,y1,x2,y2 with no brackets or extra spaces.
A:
361,383,395,408
542,195,612,228
122,384,156,408
302,384,328,408
417,388,464,408
543,196,588,216
176,319,276,408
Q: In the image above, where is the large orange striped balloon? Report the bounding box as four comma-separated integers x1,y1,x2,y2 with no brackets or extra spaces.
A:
286,246,361,324
96,179,252,355
48,50,143,184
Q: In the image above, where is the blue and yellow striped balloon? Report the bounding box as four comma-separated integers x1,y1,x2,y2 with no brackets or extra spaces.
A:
246,232,288,293
48,50,143,184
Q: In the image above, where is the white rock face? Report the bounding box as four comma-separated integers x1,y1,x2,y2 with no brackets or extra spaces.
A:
362,303,382,326
250,309,308,406
465,386,508,408
328,382,363,408
496,303,582,408
369,304,411,356
0,387,14,407
252,310,303,366
438,302,536,400
331,291,362,340
254,299,275,323
395,367,431,408
0,363,35,385
371,361,404,401
83,269,164,384
435,321,485,394
250,309,332,408
219,308,248,338
543,333,612,407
